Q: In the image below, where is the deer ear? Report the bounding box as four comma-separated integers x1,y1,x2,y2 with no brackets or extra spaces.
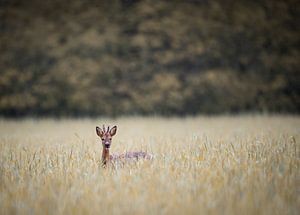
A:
96,126,104,137
110,126,117,136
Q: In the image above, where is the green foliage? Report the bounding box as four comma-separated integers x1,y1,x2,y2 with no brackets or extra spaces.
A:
0,0,299,116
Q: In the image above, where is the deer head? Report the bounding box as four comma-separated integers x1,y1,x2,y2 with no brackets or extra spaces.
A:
96,125,117,149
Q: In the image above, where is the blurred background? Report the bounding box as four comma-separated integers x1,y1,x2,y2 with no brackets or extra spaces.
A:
0,0,299,117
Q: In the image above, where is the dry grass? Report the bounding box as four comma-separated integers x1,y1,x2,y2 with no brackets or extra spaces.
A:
0,115,299,215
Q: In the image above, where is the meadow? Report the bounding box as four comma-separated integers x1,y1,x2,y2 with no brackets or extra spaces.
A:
0,115,299,215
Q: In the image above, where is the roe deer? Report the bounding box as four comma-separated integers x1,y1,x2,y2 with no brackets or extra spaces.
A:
96,125,153,166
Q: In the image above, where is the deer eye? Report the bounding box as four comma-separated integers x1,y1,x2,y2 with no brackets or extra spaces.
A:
101,138,104,141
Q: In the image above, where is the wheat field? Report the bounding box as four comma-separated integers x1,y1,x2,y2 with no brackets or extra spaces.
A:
0,116,299,215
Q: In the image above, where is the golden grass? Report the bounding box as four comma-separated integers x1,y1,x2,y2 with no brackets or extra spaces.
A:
0,116,299,215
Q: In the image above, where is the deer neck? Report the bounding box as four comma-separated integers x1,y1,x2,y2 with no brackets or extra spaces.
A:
102,147,110,165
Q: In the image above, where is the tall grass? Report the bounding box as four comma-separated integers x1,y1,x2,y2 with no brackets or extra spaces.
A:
0,116,299,215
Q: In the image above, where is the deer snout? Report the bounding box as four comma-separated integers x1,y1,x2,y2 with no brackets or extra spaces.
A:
104,142,111,148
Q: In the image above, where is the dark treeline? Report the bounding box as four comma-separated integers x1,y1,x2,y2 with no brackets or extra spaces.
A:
0,0,299,117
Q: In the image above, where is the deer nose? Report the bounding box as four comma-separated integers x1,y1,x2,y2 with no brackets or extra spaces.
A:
104,142,110,148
